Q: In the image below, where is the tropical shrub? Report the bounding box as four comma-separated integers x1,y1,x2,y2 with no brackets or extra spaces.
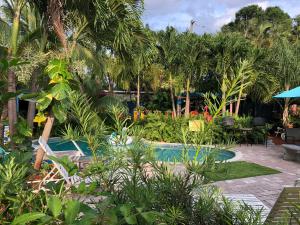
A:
136,113,269,145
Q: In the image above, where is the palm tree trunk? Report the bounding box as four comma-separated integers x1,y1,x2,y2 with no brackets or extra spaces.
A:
47,0,68,52
235,86,244,116
27,102,36,130
282,84,290,128
184,77,190,118
169,73,176,117
283,98,290,127
108,76,114,96
221,77,227,115
137,74,140,107
7,4,23,147
0,104,8,143
7,70,17,143
27,68,39,130
34,115,55,170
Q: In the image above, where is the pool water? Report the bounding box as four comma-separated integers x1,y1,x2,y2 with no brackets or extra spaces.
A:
44,139,235,162
155,146,235,162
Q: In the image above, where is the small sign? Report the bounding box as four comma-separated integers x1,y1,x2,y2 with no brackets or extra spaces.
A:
189,120,204,132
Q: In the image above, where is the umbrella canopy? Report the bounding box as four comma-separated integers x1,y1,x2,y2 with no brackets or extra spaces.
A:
273,86,300,98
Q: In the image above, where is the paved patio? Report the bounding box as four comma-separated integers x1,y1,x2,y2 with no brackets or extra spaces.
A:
215,143,300,208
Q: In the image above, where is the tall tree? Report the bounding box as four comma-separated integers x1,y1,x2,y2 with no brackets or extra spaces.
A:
180,33,210,117
268,38,300,126
2,0,27,146
156,27,181,117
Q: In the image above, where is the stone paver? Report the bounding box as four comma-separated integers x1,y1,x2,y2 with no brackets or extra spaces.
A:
215,144,300,208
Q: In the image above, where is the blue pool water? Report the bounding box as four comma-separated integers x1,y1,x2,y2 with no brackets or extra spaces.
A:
44,139,235,162
154,146,235,162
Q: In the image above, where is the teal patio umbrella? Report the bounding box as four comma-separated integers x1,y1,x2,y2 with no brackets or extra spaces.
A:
273,86,300,98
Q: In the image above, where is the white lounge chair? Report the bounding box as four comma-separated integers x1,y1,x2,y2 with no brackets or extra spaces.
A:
36,137,93,189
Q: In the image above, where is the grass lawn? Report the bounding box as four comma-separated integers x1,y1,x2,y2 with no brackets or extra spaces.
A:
206,161,281,182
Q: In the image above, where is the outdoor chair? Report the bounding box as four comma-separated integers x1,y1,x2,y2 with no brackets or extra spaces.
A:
285,128,300,144
34,137,93,190
252,117,268,147
222,116,234,127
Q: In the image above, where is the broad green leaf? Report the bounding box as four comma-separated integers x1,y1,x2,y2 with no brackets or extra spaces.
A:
120,204,131,217
52,104,67,123
47,196,62,218
46,59,72,80
125,215,137,224
49,75,64,84
141,211,158,223
36,94,52,111
51,82,71,100
64,200,80,224
11,212,46,225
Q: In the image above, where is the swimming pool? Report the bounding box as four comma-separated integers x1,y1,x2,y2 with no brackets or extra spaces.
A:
32,138,235,162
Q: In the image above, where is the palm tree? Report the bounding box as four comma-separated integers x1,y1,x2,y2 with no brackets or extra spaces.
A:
180,32,210,117
156,27,181,117
233,59,256,115
213,33,254,115
268,38,300,126
1,0,27,146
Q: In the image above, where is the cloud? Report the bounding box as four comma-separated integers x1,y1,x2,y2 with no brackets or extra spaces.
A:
142,0,299,34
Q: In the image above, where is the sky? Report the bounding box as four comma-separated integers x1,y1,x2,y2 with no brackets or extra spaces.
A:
142,0,300,34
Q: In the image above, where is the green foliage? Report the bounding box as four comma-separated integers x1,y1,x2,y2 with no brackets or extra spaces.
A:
35,59,73,123
13,117,32,145
136,113,188,143
11,195,95,225
0,157,28,197
62,91,107,160
135,113,268,145
48,155,79,176
144,91,171,111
